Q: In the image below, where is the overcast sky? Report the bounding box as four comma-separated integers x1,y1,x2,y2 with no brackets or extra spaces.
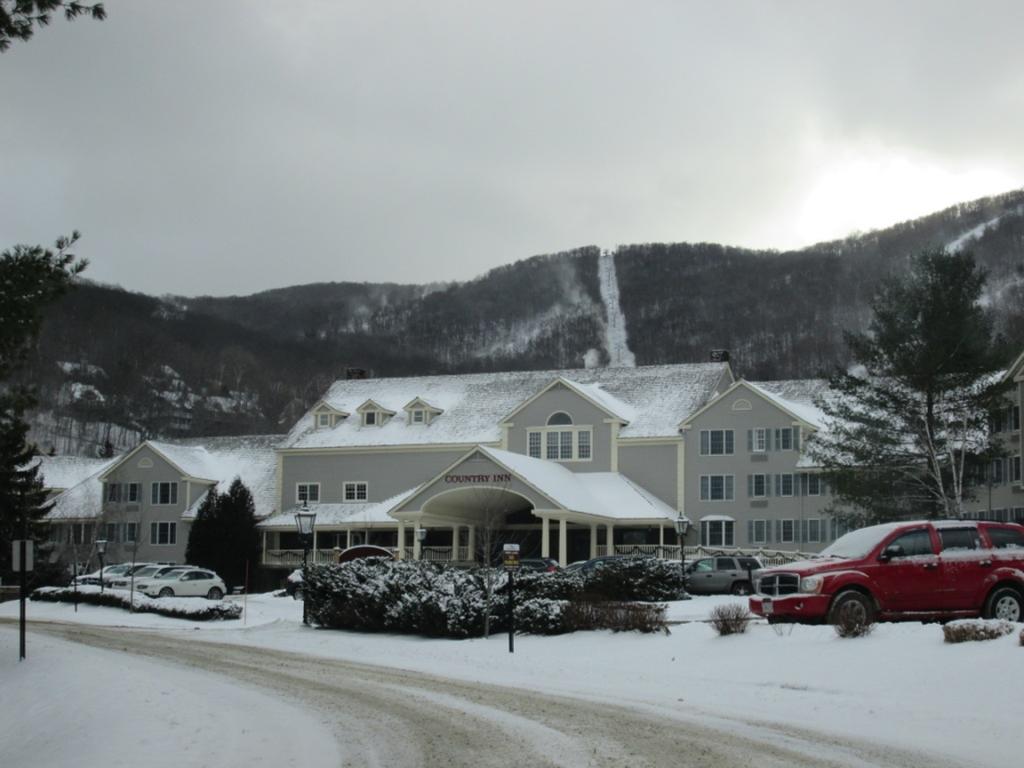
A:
2,1,1023,297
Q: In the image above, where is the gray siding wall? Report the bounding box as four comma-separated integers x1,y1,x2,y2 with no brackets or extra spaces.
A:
965,382,1023,517
280,449,466,508
685,387,834,552
100,445,202,564
506,384,613,472
618,443,679,510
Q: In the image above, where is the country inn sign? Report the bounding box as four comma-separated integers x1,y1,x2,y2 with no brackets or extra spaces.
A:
35,351,1024,572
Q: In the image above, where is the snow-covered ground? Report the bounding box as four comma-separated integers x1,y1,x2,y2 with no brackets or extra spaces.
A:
3,593,1021,767
0,624,338,768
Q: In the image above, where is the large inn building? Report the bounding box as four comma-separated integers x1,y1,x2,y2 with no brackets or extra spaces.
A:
39,351,1024,575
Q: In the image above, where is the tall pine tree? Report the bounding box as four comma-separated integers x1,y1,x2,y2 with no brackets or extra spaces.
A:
810,248,1008,524
185,478,259,591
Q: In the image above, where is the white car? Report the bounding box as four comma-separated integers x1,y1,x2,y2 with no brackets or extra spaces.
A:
73,563,131,586
110,564,182,589
138,568,227,600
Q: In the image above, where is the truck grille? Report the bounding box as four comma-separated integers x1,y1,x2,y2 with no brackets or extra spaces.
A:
757,573,800,596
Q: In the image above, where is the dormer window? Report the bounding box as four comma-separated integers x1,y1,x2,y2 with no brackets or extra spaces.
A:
355,399,394,427
311,401,349,430
364,411,377,426
403,397,443,425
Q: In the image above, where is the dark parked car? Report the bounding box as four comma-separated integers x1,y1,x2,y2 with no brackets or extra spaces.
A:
564,555,630,573
518,558,560,572
685,556,763,595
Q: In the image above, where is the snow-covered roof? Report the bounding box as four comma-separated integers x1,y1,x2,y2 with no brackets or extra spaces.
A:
258,488,418,529
745,379,831,429
45,461,118,521
466,447,678,522
284,362,731,450
31,455,117,491
153,435,283,519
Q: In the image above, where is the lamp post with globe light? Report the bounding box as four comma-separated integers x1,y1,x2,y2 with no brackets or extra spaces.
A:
293,503,316,625
674,513,691,574
95,539,108,594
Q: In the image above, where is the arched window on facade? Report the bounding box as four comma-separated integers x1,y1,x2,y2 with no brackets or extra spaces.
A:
547,411,573,426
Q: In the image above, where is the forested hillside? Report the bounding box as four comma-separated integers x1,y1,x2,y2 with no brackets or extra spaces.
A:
23,190,1024,455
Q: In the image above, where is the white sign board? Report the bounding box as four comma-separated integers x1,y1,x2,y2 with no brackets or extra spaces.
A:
503,543,520,553
12,540,33,572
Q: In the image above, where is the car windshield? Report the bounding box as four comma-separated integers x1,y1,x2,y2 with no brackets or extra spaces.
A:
133,567,160,578
819,525,901,559
105,565,130,575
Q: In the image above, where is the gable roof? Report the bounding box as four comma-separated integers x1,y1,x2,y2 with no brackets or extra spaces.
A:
31,455,117,492
680,378,829,430
283,362,731,450
500,376,636,425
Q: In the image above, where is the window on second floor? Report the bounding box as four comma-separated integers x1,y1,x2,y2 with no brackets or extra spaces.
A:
343,481,368,501
151,482,178,505
296,483,320,504
700,429,734,455
527,427,592,461
700,474,734,501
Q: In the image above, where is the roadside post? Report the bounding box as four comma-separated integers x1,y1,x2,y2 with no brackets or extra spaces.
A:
503,543,521,654
13,539,33,661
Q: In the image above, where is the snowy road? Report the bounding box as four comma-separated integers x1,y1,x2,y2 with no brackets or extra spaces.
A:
18,621,960,768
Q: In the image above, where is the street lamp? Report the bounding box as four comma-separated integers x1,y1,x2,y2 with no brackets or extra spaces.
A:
293,502,316,626
674,514,691,573
95,539,108,594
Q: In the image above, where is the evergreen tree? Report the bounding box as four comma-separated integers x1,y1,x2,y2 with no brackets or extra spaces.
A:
0,389,59,584
0,1,105,52
185,478,259,591
184,486,219,574
810,248,1008,524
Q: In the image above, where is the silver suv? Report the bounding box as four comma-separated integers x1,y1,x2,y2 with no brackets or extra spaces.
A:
685,556,763,595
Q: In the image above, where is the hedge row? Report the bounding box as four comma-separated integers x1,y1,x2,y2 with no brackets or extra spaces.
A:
31,586,242,621
303,556,681,637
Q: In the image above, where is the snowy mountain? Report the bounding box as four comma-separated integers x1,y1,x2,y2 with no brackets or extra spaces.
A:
22,189,1024,453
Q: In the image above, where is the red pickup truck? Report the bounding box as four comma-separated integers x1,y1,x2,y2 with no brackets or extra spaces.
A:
749,520,1024,624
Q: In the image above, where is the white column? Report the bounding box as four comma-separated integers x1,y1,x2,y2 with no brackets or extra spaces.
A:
413,527,422,560
659,524,664,557
346,529,352,549
397,522,406,560
590,523,597,558
607,523,615,556
467,525,476,563
558,518,567,567
312,530,318,563
452,526,460,561
541,517,550,558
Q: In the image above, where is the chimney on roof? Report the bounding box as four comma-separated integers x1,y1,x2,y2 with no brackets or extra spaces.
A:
346,367,368,380
709,349,730,363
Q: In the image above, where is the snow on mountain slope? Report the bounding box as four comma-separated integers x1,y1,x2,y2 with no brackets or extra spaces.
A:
598,251,636,367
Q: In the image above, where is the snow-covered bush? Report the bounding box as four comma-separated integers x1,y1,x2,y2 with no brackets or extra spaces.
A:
515,598,570,634
709,603,751,636
304,559,499,638
31,586,242,620
943,619,1015,644
580,557,686,601
304,558,676,638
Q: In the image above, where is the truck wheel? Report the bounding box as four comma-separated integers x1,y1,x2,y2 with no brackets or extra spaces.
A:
984,586,1023,622
731,581,752,596
828,590,875,627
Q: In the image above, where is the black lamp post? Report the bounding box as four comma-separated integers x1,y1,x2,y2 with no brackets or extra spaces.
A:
674,513,691,573
415,527,427,560
95,539,108,594
294,503,316,626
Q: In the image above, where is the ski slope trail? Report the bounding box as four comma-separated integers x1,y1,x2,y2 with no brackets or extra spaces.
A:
597,251,636,368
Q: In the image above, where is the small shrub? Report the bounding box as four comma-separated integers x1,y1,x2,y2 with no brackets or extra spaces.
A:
833,610,875,638
709,603,751,636
581,558,686,601
31,586,241,620
563,601,666,633
943,619,1015,644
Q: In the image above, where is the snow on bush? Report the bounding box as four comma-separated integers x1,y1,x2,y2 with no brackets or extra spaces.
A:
942,619,1016,644
304,557,680,637
709,603,751,636
31,586,242,621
